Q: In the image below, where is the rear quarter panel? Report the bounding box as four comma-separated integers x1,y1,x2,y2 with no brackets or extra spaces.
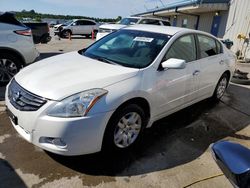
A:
0,23,39,64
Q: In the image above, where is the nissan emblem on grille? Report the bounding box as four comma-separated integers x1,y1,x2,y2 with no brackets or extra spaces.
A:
8,79,47,111
13,91,21,102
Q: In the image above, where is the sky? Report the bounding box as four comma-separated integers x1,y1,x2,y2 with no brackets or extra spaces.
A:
0,0,175,18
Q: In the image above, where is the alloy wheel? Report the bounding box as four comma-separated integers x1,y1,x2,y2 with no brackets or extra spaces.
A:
216,77,227,99
0,58,18,83
114,112,142,148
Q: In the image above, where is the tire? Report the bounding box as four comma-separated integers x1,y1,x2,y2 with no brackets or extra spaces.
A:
62,30,72,38
102,104,147,153
0,53,21,86
93,30,98,38
85,34,91,38
211,73,229,101
40,34,51,44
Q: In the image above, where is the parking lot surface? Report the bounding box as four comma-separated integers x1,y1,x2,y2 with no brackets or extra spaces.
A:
0,36,250,188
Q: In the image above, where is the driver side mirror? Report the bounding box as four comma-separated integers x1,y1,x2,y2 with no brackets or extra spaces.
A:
160,58,186,70
72,22,77,26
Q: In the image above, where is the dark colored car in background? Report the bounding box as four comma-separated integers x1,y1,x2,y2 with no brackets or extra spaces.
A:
24,22,51,44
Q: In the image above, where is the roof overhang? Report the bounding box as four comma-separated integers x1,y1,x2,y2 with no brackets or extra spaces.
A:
136,3,229,17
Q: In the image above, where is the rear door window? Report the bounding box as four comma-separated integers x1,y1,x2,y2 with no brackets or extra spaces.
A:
197,35,218,58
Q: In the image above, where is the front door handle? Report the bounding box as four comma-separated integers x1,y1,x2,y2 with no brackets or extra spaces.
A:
193,70,200,76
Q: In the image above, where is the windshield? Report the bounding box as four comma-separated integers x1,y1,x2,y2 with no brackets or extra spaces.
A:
118,18,139,25
83,29,171,68
64,20,73,26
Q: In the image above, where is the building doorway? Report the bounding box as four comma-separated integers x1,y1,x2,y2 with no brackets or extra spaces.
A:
210,15,221,36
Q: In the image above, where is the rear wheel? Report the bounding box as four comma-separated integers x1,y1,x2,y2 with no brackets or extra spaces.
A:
212,73,229,101
85,34,92,38
0,53,21,86
103,104,146,153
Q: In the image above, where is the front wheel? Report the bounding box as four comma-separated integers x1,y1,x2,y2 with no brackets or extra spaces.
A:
212,73,229,101
61,30,71,38
103,104,146,153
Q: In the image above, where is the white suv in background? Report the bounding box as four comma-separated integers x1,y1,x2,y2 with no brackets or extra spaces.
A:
56,19,100,38
96,16,171,40
0,12,39,85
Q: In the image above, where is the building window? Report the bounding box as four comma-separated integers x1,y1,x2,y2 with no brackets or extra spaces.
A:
182,19,188,28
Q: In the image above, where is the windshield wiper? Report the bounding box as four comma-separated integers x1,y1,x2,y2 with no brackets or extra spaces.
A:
96,57,121,66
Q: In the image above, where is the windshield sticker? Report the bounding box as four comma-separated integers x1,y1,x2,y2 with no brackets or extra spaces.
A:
133,37,154,43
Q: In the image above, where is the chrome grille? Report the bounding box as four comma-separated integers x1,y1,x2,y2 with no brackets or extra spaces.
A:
8,79,47,111
99,28,115,33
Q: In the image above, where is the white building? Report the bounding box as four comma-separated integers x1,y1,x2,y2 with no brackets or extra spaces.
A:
134,0,250,60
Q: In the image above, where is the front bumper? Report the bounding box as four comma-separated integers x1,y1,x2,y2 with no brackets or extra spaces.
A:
5,86,114,156
54,31,60,36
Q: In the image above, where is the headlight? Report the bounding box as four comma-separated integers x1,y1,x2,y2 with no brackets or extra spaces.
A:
48,89,108,117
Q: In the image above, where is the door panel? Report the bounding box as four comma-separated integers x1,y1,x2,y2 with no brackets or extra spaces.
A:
152,63,197,117
71,21,81,34
148,34,199,118
197,35,224,97
80,21,96,35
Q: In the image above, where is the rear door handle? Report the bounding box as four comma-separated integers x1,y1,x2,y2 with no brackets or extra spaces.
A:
219,60,225,65
193,70,200,76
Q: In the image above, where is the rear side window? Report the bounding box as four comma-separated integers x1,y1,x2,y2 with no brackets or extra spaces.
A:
139,19,161,25
198,35,218,58
83,21,96,25
0,13,24,26
164,35,196,62
216,40,223,54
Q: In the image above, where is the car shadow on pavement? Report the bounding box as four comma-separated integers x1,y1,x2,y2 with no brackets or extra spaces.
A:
0,159,27,188
47,84,250,177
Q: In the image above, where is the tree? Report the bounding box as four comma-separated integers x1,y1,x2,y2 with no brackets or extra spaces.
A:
30,10,35,14
116,16,122,21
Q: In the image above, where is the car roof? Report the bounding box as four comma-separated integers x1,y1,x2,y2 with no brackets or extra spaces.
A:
74,19,95,22
123,24,211,36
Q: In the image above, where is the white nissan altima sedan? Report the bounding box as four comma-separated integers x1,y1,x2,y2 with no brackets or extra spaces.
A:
5,25,236,156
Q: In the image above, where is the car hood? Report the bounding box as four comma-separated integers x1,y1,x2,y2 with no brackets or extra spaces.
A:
54,24,62,28
99,24,126,30
15,51,139,100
